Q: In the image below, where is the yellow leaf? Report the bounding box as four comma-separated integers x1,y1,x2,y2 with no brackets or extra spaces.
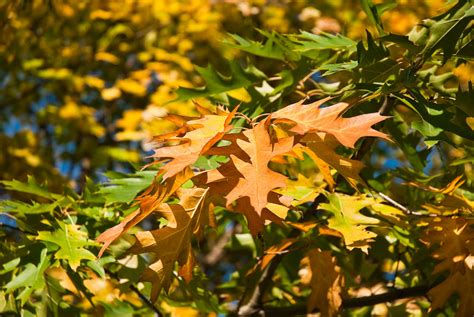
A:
453,62,474,83
227,87,252,103
11,148,41,167
90,10,113,20
59,101,82,119
101,87,122,101
303,134,365,188
161,302,200,317
84,76,105,89
117,78,147,97
319,192,379,252
95,51,120,64
116,110,143,131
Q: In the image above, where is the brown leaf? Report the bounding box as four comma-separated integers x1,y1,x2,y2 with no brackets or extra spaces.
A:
273,98,389,148
301,249,344,316
421,217,474,317
429,269,474,317
96,168,194,257
178,247,196,283
286,221,317,232
130,187,209,301
201,119,294,233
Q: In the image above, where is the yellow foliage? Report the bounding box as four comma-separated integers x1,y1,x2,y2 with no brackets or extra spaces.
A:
153,48,194,72
95,51,120,64
261,5,290,33
116,109,145,141
161,302,201,317
117,78,147,97
84,76,105,89
58,101,105,137
47,267,142,311
227,87,252,103
90,9,113,20
383,10,418,34
10,148,41,167
101,87,122,101
467,117,474,131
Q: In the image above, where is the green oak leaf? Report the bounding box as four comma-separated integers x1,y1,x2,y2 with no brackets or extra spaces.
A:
98,170,157,204
319,192,380,252
37,222,97,271
174,61,266,102
0,176,56,200
4,248,50,305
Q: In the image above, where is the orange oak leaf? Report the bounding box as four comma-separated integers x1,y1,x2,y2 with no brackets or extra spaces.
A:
197,119,294,233
196,162,290,234
150,107,237,179
273,98,389,148
224,119,294,213
129,187,209,301
301,249,344,316
96,168,194,257
421,217,474,317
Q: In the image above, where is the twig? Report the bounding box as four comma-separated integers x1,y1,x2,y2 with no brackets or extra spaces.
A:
129,284,163,317
237,254,283,316
258,284,431,316
378,192,413,215
104,268,163,317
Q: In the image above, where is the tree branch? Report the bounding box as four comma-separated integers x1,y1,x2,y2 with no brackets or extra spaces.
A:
258,284,431,316
104,268,163,317
237,254,283,316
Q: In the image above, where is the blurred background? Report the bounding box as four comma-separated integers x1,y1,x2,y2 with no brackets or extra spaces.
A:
0,0,471,194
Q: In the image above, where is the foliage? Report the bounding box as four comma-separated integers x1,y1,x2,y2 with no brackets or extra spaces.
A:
1,1,474,316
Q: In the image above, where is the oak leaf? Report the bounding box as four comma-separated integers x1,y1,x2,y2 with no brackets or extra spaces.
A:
97,168,194,257
319,193,379,252
301,249,344,316
201,119,294,233
37,222,96,271
421,217,474,317
225,119,294,213
151,107,237,179
301,133,366,187
273,98,389,148
129,188,209,301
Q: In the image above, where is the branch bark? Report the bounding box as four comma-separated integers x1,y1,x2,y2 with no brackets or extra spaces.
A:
237,284,431,316
237,254,283,316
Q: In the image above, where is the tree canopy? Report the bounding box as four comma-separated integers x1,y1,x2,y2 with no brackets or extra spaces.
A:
1,1,473,316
